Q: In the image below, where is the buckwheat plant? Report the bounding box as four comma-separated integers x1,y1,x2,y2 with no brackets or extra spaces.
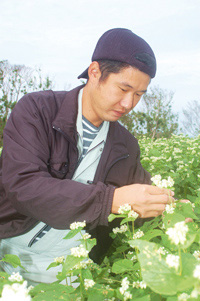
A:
0,136,200,300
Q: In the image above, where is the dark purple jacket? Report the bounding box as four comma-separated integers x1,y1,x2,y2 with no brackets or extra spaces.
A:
0,85,150,240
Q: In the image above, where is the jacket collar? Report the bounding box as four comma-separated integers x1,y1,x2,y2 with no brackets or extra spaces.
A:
52,84,129,156
52,85,85,142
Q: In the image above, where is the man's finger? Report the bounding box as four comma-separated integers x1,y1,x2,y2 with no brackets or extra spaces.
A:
147,185,174,196
147,194,174,204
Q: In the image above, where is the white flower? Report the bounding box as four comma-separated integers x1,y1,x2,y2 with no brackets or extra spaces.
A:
178,293,190,300
113,224,128,234
151,175,174,188
167,176,174,187
156,247,168,255
139,281,147,289
0,281,31,301
82,233,91,240
70,244,89,258
133,229,144,239
8,272,23,282
84,279,95,290
165,203,176,214
128,210,139,219
132,280,146,289
119,277,129,295
118,204,131,214
166,254,179,271
166,221,188,245
193,251,200,261
191,288,199,298
193,265,200,280
54,256,65,264
151,175,162,187
73,258,93,270
124,291,132,300
70,221,86,230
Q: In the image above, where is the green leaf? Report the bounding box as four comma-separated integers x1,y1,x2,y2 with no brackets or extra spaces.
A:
108,213,126,222
81,269,93,279
85,238,97,252
134,296,151,301
120,217,137,224
62,255,85,275
0,254,25,269
129,240,197,296
142,229,163,241
112,259,134,274
46,262,60,271
177,202,198,220
163,213,185,229
63,229,81,239
30,282,74,297
108,213,118,222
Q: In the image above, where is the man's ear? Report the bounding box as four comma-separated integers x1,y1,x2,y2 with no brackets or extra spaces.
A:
88,61,101,81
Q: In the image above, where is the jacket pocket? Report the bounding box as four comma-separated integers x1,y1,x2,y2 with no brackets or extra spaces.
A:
47,159,69,179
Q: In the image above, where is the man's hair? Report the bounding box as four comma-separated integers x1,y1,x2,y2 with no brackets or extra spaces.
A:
97,60,131,82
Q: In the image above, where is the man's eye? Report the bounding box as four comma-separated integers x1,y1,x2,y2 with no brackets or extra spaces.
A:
120,87,127,92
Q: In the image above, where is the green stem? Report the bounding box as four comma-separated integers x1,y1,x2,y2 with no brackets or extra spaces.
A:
80,270,84,300
132,221,134,234
178,246,182,276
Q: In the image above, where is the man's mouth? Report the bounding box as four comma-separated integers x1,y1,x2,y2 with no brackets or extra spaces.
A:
113,110,126,117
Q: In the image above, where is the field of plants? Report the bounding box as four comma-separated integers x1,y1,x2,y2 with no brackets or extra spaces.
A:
0,135,200,300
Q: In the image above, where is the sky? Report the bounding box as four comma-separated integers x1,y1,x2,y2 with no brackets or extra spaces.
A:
1,0,200,116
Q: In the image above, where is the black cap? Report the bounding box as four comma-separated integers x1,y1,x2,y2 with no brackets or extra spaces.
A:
78,28,156,79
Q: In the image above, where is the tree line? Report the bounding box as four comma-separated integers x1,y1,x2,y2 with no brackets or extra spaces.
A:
0,60,199,147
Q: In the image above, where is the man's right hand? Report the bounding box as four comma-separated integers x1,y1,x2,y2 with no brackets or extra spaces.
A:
112,184,174,218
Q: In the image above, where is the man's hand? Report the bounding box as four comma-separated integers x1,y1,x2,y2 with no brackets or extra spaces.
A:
112,184,174,218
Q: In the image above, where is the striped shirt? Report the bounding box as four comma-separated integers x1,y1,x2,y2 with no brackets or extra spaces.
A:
82,115,103,158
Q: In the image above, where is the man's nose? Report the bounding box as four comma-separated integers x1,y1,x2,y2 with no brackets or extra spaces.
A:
120,96,133,110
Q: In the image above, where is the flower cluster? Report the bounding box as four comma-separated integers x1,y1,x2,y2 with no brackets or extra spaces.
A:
73,259,93,270
82,233,91,240
178,293,190,300
166,254,179,271
132,280,147,289
84,279,95,290
119,277,129,294
118,204,132,214
165,203,176,214
166,221,188,245
8,272,23,282
128,210,139,219
54,256,65,264
113,224,128,234
133,229,144,239
193,264,200,280
193,250,200,261
151,175,174,188
70,221,86,230
156,246,168,256
0,281,31,301
70,244,89,258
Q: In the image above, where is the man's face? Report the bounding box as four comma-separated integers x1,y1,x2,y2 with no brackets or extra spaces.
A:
83,65,151,127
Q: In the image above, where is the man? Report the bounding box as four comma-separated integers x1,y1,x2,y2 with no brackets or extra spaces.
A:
0,28,174,284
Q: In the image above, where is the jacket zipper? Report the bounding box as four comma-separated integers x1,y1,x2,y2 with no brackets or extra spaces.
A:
102,153,129,183
52,125,77,146
28,126,78,247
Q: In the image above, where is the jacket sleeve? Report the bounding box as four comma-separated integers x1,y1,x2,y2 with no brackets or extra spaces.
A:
1,94,114,230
